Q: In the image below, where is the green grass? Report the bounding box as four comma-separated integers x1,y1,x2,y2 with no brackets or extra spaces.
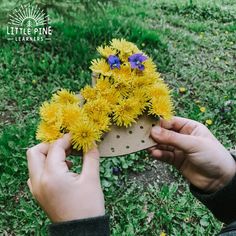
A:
0,0,235,235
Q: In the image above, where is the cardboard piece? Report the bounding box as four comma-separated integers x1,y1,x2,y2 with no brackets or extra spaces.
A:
98,115,158,157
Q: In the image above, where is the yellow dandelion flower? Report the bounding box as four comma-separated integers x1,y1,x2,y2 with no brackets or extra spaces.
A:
100,87,121,106
36,121,63,142
179,87,187,93
70,120,101,152
132,75,156,89
32,79,37,84
90,58,111,76
111,38,139,61
88,112,111,132
111,76,131,97
95,78,112,92
111,63,132,78
39,101,63,125
81,85,97,101
52,89,79,105
149,96,173,120
130,89,149,111
142,59,159,78
200,106,206,113
111,38,139,54
113,97,143,127
147,83,170,99
143,58,157,72
206,119,213,125
83,97,110,116
160,231,167,236
62,104,84,129
97,45,117,58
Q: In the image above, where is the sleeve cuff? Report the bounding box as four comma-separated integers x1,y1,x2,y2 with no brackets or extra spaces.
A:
190,154,236,224
48,215,110,236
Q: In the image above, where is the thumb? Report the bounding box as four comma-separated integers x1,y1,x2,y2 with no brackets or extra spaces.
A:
81,147,100,179
151,126,198,152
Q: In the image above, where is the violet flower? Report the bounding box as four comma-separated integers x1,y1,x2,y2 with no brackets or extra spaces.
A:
128,53,147,71
108,55,121,70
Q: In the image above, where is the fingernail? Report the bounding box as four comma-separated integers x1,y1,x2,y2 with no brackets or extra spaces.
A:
152,126,162,135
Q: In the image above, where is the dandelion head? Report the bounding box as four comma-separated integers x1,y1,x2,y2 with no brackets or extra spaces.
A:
111,39,139,60
36,121,63,142
147,83,170,99
62,104,83,129
148,96,173,120
200,107,206,113
90,58,111,76
53,89,79,105
179,87,187,93
113,97,143,127
39,101,63,125
83,97,110,116
95,78,112,92
97,46,117,58
70,121,101,152
81,85,97,101
205,119,213,125
89,113,111,132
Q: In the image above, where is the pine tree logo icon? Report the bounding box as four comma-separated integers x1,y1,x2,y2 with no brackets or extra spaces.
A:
8,4,48,27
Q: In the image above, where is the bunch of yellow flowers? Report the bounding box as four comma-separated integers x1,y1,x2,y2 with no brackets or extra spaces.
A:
36,39,173,153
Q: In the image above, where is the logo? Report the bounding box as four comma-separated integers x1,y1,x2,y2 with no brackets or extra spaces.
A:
7,4,52,42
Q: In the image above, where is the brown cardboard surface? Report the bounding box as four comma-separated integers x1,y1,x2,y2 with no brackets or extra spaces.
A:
98,115,159,157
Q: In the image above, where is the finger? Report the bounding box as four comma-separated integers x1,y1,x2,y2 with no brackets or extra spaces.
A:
27,178,33,194
26,143,49,186
150,149,175,165
147,145,158,153
81,147,100,179
151,126,199,152
160,116,198,132
156,144,175,152
46,134,71,172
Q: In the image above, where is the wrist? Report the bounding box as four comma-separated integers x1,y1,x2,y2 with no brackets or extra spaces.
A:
205,155,236,193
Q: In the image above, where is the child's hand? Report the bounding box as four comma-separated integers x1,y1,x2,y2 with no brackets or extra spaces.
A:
26,134,105,222
149,117,236,193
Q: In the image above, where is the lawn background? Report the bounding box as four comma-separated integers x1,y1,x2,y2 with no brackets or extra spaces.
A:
0,0,235,235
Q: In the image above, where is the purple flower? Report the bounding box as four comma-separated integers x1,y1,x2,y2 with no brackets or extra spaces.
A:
128,53,147,71
108,55,121,70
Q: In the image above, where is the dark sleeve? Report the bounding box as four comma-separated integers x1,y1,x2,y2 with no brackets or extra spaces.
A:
48,215,110,236
219,221,236,235
190,153,236,225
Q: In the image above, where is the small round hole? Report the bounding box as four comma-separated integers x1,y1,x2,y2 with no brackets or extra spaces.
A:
140,126,144,129
111,147,115,152
101,137,104,141
128,130,132,134
126,146,130,149
152,124,155,127
116,135,120,139
141,140,145,143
